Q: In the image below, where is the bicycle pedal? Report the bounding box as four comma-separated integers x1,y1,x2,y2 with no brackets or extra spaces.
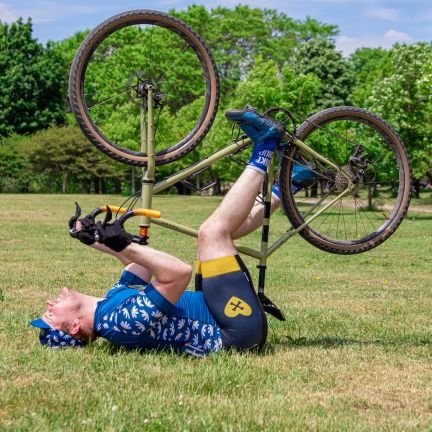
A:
258,293,286,321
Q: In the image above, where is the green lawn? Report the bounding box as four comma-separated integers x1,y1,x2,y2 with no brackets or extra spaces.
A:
0,194,431,431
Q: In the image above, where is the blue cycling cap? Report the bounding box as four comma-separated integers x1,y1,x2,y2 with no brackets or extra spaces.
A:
30,318,87,348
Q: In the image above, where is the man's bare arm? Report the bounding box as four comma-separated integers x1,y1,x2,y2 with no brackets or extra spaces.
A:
121,243,192,305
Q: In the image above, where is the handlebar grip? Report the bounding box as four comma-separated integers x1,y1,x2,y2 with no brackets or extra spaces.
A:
131,208,161,219
95,205,160,219
118,208,161,225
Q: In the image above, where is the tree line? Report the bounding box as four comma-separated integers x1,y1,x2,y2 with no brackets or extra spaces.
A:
0,5,431,194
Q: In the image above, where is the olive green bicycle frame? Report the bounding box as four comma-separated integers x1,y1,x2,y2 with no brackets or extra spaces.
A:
138,88,353,268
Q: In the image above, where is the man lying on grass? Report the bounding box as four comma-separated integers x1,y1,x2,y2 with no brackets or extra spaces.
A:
31,108,314,356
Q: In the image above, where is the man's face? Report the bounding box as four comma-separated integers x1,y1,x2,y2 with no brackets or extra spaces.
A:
43,287,78,332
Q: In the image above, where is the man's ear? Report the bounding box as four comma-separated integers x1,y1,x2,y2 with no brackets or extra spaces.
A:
70,319,81,336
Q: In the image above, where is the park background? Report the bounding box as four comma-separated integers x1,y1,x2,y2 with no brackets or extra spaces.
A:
0,3,431,195
1,1,432,431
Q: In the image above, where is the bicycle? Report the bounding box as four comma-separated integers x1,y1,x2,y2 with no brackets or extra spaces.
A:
68,10,412,321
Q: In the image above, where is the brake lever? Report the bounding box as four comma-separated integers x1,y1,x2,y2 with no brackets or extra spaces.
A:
69,202,82,238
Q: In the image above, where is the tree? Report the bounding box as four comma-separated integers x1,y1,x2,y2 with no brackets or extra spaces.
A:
173,5,337,99
0,19,66,138
0,135,29,192
365,43,432,188
13,125,127,193
0,6,347,191
349,47,391,106
51,30,90,116
194,57,321,183
232,57,321,114
291,38,353,111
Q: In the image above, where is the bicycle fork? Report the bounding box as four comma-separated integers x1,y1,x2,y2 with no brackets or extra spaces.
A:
139,84,156,242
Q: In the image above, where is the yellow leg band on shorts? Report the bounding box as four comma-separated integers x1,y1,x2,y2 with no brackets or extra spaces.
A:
201,256,241,278
195,259,201,275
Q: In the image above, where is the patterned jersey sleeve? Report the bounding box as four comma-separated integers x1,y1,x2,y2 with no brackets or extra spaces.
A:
97,290,169,338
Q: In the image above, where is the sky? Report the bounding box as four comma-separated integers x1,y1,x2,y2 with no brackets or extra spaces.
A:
1,0,431,55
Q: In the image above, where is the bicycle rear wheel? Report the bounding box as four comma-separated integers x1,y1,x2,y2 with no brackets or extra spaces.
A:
69,10,219,166
279,106,412,254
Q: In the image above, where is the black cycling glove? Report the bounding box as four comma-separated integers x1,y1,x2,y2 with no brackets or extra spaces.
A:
68,203,97,246
76,216,96,245
95,220,131,252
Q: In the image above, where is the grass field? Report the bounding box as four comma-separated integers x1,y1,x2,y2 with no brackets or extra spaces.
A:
0,194,431,431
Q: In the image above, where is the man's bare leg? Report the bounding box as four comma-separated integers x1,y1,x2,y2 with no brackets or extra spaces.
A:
198,168,268,260
232,196,280,239
195,108,285,349
198,108,285,261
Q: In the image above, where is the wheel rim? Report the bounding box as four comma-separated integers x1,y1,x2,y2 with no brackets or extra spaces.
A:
284,114,408,247
76,16,214,161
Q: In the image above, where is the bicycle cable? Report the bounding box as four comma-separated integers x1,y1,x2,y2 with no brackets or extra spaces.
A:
115,190,141,219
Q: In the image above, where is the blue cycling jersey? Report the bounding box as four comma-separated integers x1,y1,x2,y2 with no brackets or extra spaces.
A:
93,271,223,357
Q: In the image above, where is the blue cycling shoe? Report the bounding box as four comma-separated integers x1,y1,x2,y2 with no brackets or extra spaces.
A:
225,108,285,145
271,161,316,199
291,162,316,194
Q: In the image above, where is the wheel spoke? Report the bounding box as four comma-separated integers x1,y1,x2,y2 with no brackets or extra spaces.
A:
354,196,382,231
355,199,370,236
156,110,186,143
148,25,154,81
84,82,130,102
120,29,142,79
70,11,218,165
373,196,393,219
341,198,348,240
335,199,342,239
88,89,131,110
314,199,336,233
354,199,359,238
282,108,409,252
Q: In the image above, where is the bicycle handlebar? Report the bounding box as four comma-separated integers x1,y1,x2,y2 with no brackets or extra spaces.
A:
90,205,161,220
92,205,161,246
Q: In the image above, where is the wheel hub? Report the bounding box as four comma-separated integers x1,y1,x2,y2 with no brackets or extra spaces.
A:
127,71,166,107
332,145,371,193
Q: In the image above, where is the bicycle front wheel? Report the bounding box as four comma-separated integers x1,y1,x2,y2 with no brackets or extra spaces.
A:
69,10,219,166
279,106,412,254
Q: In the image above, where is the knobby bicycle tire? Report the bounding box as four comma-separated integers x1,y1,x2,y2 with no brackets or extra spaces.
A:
279,106,412,254
69,10,219,166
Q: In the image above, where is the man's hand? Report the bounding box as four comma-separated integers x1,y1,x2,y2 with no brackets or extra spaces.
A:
70,214,97,245
74,216,97,245
69,203,97,245
95,220,131,252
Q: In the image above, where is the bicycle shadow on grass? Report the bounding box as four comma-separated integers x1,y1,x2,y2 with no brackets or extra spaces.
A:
267,335,432,352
